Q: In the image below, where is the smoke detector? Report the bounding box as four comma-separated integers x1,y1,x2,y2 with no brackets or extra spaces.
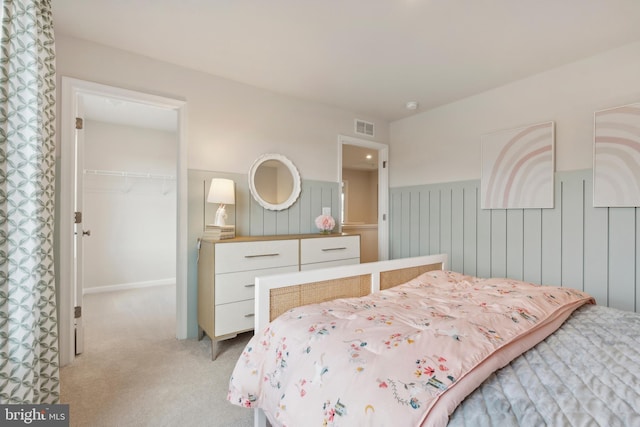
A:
406,101,419,110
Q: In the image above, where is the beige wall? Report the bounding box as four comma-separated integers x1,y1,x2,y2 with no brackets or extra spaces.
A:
390,40,640,187
55,34,389,181
342,168,377,223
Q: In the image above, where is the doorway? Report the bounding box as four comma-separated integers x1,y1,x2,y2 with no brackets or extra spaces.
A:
59,78,187,366
338,135,389,261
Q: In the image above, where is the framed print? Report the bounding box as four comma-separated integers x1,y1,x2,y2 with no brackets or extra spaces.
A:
593,102,640,207
481,121,555,209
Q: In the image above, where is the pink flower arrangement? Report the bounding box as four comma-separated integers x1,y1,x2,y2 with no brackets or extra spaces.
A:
314,214,335,233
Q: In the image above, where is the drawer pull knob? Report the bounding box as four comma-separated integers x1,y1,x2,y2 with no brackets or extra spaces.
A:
245,284,255,288
245,253,280,258
244,313,255,318
322,247,347,252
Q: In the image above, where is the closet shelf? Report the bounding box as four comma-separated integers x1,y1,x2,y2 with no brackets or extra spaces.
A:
84,169,175,181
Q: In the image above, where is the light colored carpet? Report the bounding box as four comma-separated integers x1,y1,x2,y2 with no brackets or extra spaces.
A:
60,285,254,427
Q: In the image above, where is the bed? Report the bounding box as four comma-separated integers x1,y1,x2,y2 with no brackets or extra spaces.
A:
227,254,640,427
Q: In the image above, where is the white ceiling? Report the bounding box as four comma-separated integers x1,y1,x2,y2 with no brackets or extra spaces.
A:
52,0,640,122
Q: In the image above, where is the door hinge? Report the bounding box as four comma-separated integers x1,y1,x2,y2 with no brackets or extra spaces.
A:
74,306,82,318
74,211,82,224
75,117,84,130
383,160,387,168
383,214,387,221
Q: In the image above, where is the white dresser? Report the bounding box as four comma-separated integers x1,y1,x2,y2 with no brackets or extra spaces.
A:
197,234,360,359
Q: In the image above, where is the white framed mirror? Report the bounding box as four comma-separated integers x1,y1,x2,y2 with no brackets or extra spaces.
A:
248,153,301,211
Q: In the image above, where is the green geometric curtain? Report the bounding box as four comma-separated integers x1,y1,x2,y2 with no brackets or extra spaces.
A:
0,0,59,404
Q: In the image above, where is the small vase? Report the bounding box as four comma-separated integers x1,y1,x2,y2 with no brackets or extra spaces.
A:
320,230,331,234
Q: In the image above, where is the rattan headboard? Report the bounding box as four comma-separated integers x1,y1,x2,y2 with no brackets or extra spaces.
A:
269,274,371,321
254,254,448,327
379,263,444,290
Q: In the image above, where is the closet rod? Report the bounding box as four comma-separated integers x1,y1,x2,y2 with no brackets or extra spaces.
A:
83,169,175,180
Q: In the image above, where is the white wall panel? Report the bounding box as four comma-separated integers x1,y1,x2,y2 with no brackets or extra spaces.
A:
561,177,585,290
429,190,441,255
541,181,562,286
583,176,609,305
418,190,430,256
608,208,636,311
490,210,507,278
409,190,421,257
462,187,477,276
390,170,639,312
522,210,542,284
506,210,524,281
476,190,492,278
451,186,464,273
441,189,453,270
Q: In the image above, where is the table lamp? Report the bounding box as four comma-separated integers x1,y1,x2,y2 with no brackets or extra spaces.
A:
207,178,235,226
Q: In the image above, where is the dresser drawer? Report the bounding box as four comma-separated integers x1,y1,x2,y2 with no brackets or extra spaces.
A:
215,299,255,336
215,239,299,273
300,257,360,271
215,265,298,305
300,236,360,265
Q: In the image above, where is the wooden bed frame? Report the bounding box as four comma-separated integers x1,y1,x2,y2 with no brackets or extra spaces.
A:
252,253,448,427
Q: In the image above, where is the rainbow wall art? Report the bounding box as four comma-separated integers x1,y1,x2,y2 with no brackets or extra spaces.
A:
481,121,555,209
593,102,640,207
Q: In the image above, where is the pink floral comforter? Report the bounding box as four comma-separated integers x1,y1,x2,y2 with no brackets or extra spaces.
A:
227,271,594,427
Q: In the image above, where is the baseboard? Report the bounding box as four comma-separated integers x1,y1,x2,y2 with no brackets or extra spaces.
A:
83,278,176,295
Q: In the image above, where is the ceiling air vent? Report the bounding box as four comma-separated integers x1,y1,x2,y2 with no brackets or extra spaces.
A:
355,119,374,137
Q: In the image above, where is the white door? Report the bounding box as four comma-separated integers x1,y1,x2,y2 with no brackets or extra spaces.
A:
74,104,86,355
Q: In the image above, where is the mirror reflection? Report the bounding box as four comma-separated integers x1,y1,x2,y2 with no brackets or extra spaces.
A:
254,160,294,205
248,153,301,211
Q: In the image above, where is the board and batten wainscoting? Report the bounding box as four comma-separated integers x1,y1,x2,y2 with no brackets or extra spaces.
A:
248,180,340,236
390,169,639,314
187,169,341,337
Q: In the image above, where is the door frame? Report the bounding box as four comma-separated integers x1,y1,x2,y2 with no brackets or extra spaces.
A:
59,77,188,366
338,135,389,261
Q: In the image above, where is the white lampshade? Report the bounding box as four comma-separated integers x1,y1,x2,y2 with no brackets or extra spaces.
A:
207,179,235,205
208,179,235,227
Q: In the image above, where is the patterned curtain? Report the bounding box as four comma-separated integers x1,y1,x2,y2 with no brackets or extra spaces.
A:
0,0,59,404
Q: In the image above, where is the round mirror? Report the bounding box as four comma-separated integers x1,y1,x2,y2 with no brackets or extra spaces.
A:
248,153,301,211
